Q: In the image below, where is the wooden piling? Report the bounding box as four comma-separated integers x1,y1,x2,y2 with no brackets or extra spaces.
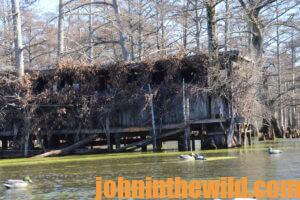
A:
24,116,30,157
183,79,191,151
28,135,34,150
74,124,82,143
208,95,212,118
237,124,242,146
200,124,206,150
66,135,74,145
157,139,163,151
243,124,247,146
105,116,112,152
13,122,18,139
114,133,121,150
43,135,49,149
2,139,8,150
192,139,196,151
148,84,157,152
49,135,60,148
115,129,183,152
178,137,184,151
141,135,147,152
248,131,252,146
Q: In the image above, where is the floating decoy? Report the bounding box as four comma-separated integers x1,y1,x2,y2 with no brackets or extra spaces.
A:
3,176,33,189
179,153,195,160
194,153,206,160
268,147,282,154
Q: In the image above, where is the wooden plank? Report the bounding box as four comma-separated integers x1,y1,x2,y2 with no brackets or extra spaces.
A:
55,127,149,135
112,127,150,133
2,119,226,137
162,123,185,130
46,119,226,136
207,131,225,136
54,123,185,135
56,129,104,135
192,118,226,124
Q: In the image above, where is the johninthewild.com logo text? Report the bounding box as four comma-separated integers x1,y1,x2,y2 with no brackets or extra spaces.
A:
95,176,300,199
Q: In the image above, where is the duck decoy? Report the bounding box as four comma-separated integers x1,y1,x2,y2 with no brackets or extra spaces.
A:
3,176,33,189
268,147,282,154
194,153,206,160
179,153,195,160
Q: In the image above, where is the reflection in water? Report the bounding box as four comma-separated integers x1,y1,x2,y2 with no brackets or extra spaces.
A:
3,187,33,199
0,140,300,199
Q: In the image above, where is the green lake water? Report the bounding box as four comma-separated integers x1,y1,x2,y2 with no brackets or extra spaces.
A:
1,139,300,199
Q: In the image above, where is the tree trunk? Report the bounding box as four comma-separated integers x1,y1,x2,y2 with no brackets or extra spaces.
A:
155,2,160,51
227,113,236,148
276,0,283,128
57,0,65,58
137,0,143,61
205,0,220,85
34,135,98,158
127,0,135,61
224,0,230,52
156,0,166,56
160,2,166,56
194,0,201,51
237,0,279,138
182,0,189,49
88,0,94,63
237,0,267,58
290,31,296,128
11,0,24,78
112,0,128,61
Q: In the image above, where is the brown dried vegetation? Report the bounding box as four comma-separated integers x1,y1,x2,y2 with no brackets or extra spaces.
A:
0,53,259,144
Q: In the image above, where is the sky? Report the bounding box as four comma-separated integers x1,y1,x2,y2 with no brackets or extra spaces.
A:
38,0,58,13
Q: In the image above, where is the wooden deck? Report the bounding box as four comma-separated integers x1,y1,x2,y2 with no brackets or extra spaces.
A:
0,118,227,137
0,118,228,153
